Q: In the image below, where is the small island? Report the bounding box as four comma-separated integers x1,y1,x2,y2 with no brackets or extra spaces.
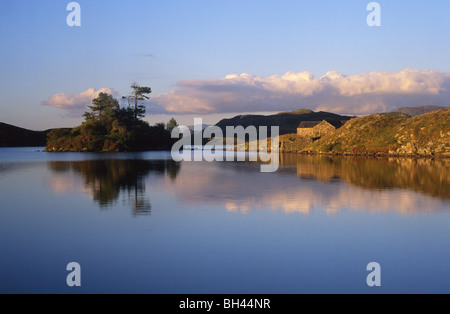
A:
46,83,179,152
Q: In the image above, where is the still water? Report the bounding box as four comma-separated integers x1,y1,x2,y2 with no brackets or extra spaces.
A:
0,148,448,293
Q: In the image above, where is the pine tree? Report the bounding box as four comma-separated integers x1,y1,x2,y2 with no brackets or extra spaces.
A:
84,92,119,122
124,83,152,121
166,118,179,132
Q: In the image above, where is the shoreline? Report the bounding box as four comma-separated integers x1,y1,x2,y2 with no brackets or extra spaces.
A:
296,150,450,159
1,146,449,160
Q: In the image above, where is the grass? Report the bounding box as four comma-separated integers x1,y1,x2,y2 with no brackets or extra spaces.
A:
309,109,450,157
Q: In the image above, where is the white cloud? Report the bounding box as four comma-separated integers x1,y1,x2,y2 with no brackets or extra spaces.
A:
149,69,450,115
42,88,118,117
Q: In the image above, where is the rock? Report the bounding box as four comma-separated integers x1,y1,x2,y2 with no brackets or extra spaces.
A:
436,144,445,153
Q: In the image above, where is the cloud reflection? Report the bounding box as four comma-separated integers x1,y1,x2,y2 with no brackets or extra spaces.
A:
46,155,449,217
160,155,449,216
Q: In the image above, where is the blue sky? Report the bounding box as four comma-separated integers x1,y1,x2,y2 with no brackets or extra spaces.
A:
1,0,450,129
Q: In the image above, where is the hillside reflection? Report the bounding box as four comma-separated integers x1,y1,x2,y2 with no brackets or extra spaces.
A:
157,155,449,216
46,154,449,217
280,154,450,200
48,159,180,216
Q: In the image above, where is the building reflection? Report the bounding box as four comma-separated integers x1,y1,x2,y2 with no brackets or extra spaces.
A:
48,159,181,216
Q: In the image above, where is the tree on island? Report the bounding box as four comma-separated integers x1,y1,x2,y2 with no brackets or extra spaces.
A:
166,118,179,132
46,84,178,153
83,92,119,122
122,83,152,121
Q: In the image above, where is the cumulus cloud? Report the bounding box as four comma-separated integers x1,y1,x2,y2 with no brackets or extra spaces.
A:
149,69,450,115
42,88,119,117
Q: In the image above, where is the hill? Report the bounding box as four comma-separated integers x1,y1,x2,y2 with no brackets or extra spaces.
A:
215,109,353,136
308,109,450,157
394,105,448,117
0,123,52,147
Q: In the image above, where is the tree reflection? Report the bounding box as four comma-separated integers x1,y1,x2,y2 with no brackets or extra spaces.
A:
48,159,181,215
280,154,450,200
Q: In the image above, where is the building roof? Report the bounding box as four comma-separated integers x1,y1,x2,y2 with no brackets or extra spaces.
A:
297,120,345,129
297,121,322,129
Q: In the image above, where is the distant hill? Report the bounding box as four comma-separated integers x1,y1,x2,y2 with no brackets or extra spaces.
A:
215,109,353,136
308,109,450,157
0,123,53,147
188,124,211,132
394,106,448,117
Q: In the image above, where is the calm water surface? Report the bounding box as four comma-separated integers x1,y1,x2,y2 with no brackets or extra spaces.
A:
0,147,449,293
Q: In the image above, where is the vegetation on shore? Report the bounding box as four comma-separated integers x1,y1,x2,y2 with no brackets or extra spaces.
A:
307,109,450,157
199,108,449,158
276,109,449,157
46,84,179,152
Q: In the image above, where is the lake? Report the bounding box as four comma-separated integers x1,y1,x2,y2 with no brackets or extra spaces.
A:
0,147,448,293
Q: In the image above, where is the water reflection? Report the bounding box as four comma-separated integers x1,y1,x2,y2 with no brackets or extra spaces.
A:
158,155,449,216
46,154,449,217
280,154,450,200
48,159,181,216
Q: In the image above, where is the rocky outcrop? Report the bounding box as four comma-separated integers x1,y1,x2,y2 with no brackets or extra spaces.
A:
308,110,450,158
280,134,313,153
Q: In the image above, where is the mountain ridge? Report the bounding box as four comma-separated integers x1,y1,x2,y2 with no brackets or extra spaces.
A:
394,105,448,117
0,122,54,147
215,109,354,135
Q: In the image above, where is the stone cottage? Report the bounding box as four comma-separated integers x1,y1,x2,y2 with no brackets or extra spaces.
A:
297,120,344,138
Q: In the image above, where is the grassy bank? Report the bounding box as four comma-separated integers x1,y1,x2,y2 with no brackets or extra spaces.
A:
307,109,449,157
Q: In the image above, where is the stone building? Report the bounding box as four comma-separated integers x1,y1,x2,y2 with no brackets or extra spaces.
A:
297,120,344,138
